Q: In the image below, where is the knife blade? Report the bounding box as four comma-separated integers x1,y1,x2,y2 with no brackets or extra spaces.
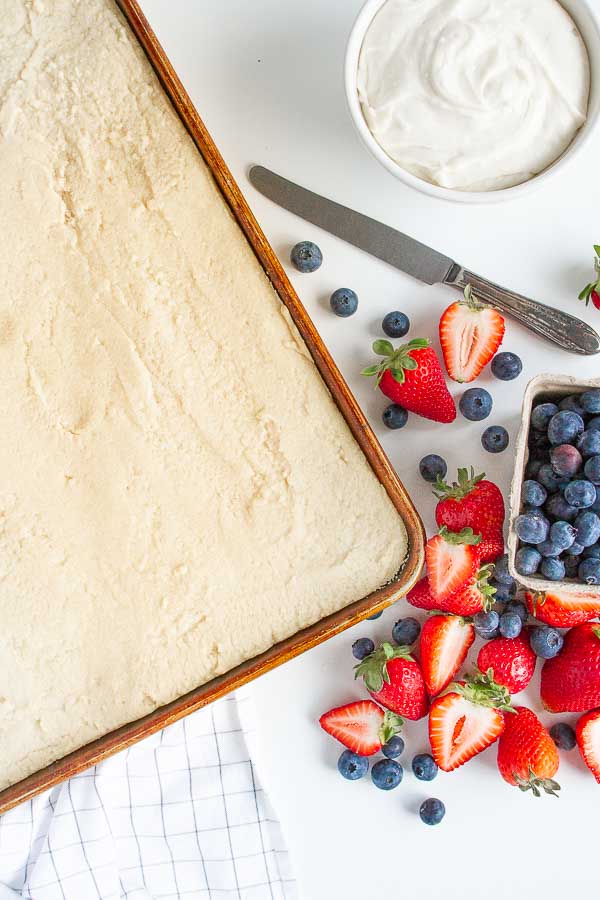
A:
248,165,600,356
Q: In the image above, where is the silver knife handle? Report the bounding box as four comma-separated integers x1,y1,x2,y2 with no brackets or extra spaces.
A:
447,267,600,356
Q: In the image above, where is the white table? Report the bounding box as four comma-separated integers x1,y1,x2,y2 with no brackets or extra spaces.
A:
140,2,599,897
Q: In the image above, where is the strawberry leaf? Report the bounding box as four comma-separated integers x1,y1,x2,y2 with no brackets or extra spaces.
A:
432,466,486,500
372,340,394,357
361,365,381,376
515,767,561,798
453,668,514,712
379,711,404,745
391,368,406,384
439,525,482,546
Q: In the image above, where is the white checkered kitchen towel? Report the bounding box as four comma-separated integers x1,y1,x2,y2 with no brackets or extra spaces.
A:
0,690,296,900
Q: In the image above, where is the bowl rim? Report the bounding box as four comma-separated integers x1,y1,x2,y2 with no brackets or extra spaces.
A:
344,0,600,204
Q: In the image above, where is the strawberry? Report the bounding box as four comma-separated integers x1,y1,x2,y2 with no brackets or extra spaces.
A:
443,563,497,615
428,670,511,772
426,527,482,600
420,614,475,696
541,623,600,713
578,245,600,311
525,590,600,629
497,706,560,797
355,642,428,720
362,338,456,423
406,577,439,612
576,708,600,783
433,468,505,563
439,284,505,383
477,633,536,694
319,700,403,756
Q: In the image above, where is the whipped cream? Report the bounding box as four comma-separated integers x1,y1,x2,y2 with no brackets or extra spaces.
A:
357,0,590,191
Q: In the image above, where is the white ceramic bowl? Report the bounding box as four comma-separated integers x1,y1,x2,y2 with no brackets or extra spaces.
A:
345,0,600,204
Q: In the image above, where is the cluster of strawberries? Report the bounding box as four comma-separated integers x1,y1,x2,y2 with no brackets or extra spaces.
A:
320,467,600,794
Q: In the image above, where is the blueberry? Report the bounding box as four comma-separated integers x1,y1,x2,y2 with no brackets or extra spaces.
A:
537,464,568,494
473,610,500,639
545,493,578,522
330,288,358,317
493,554,514,586
352,637,375,660
541,557,566,581
419,454,447,483
382,311,410,338
566,541,586,556
491,579,516,602
338,750,369,780
499,611,522,638
581,389,600,414
528,430,552,460
491,352,522,381
549,520,577,551
419,798,446,826
515,547,542,576
550,723,577,751
522,480,548,507
504,600,529,625
392,617,421,646
588,416,600,433
574,511,600,547
367,610,383,620
371,758,403,790
531,403,559,431
583,545,600,559
382,403,408,430
482,425,509,453
559,394,586,417
515,513,550,545
577,431,600,458
592,487,600,514
412,753,438,782
537,540,563,558
564,554,581,578
584,455,600,485
525,459,544,480
579,557,600,585
547,411,585,446
550,444,582,477
564,480,596,509
382,735,405,759
290,240,322,273
459,388,493,421
530,626,564,659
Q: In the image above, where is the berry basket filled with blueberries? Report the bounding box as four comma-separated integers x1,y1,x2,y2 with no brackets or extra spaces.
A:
508,375,600,595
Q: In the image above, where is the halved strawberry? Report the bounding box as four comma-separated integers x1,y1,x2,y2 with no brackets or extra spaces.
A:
406,577,439,612
355,642,428,720
439,285,505,383
525,591,600,629
420,615,475,696
477,633,536,694
576,708,600,783
319,700,403,757
428,670,511,772
443,563,497,615
426,527,482,600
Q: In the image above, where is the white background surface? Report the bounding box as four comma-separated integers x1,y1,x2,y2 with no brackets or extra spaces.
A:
138,2,599,897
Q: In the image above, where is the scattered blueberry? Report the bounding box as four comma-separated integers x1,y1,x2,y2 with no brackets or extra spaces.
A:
549,520,577,551
559,394,586,417
367,610,383,620
588,416,600,433
550,723,577,751
515,512,550,545
491,579,516,602
382,735,405,759
459,388,493,421
522,480,547,507
577,431,600,458
419,798,446,826
564,480,596,509
491,352,522,381
493,554,514,586
541,557,566,581
579,557,600,585
545,493,578,522
482,425,509,453
382,311,410,338
338,750,369,780
574,511,600,547
583,545,600,559
537,464,568,494
382,403,408,430
499,611,522,639
547,411,585,445
392,617,421,646
581,389,600,414
566,541,586,556
504,600,529,625
537,540,563,558
290,241,322,273
564,554,581,578
419,454,447,483
550,444,582,477
352,637,375,660
515,547,542,576
330,288,358,317
473,610,500,639
584,455,600,485
530,626,564,659
371,758,403,791
412,753,438,782
525,459,544,479
531,403,559,431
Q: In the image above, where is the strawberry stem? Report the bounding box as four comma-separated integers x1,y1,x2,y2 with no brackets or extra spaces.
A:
361,338,430,387
354,642,414,694
515,767,561,798
451,669,514,712
432,467,486,501
476,564,498,612
378,710,404,745
461,284,485,311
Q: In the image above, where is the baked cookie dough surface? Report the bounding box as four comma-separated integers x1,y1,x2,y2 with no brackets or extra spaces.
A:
0,0,408,790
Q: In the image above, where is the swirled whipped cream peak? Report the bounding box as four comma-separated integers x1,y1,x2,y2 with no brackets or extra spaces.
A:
357,0,590,192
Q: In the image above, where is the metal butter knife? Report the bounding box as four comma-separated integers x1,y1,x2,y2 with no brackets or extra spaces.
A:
249,165,600,356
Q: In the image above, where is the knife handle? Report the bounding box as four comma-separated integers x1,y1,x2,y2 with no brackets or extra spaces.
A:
447,267,600,356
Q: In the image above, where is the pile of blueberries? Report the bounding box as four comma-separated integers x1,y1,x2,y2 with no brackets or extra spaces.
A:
515,390,600,585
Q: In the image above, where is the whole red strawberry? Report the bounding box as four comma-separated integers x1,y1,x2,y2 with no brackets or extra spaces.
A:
477,633,536,694
525,590,600,629
541,623,600,713
433,467,505,562
497,706,560,796
362,338,456,423
355,642,428,720
579,245,600,310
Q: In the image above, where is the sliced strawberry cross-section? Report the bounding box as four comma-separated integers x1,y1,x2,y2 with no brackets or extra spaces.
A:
576,708,600,783
420,614,475,696
439,284,505,384
319,699,403,757
426,526,482,601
